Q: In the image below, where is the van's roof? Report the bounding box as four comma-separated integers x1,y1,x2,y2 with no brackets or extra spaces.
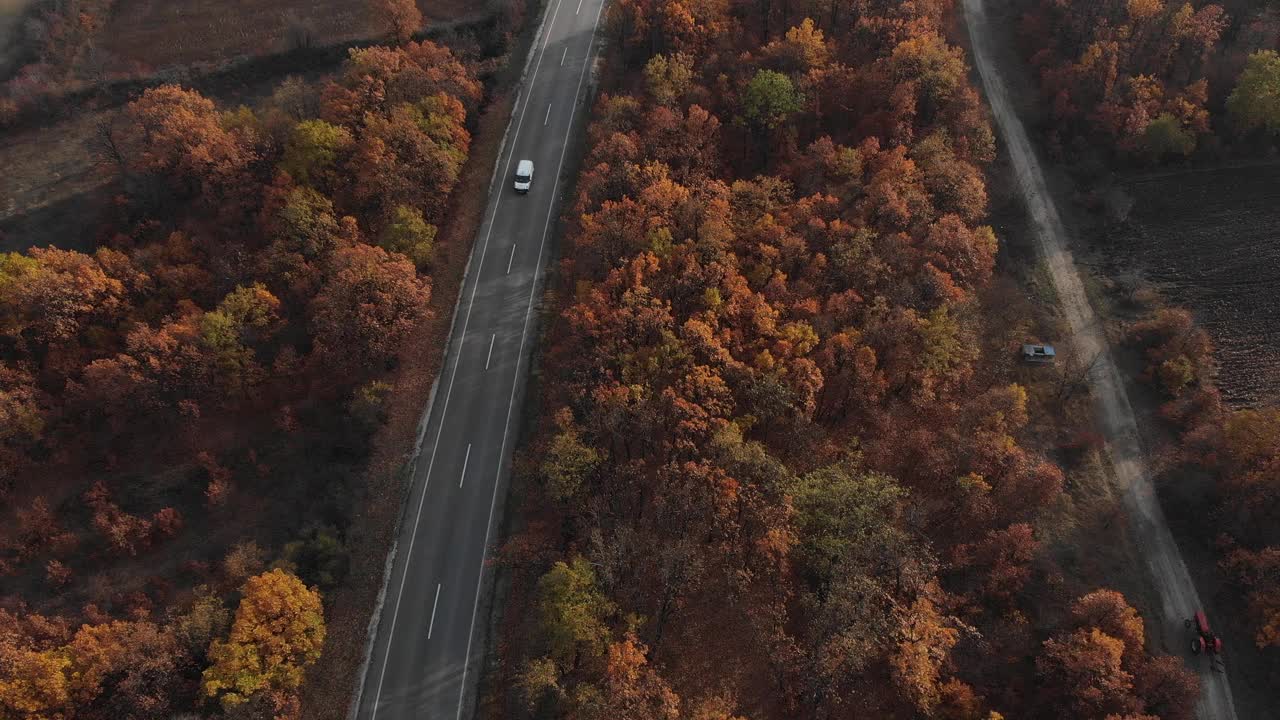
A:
517,159,533,172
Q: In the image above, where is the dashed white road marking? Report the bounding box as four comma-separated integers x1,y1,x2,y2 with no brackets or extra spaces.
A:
485,334,496,370
365,0,568,716
455,2,607,719
507,243,517,274
427,584,442,639
561,47,568,65
576,0,583,13
458,443,472,488
544,102,552,125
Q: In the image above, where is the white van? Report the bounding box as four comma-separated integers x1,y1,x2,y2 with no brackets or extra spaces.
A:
514,160,534,193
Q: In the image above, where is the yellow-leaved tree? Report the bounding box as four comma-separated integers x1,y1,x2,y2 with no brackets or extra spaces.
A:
202,568,326,708
0,646,70,719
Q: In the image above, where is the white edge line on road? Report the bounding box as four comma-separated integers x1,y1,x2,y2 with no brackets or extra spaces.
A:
543,2,561,50
455,2,606,719
486,334,496,370
507,243,518,274
427,584,442,639
458,443,472,488
364,0,566,716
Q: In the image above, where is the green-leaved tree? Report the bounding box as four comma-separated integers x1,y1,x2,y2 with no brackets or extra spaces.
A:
536,556,615,668
1228,50,1280,135
739,69,803,131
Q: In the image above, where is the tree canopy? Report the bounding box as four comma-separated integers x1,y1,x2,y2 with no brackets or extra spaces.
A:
202,569,326,708
1228,50,1280,135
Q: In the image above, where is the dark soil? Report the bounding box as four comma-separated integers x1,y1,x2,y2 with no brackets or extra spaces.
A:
1097,162,1280,407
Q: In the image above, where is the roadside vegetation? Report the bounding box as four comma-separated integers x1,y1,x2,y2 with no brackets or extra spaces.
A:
1126,300,1280,676
495,2,1201,718
1011,0,1280,697
0,19,492,719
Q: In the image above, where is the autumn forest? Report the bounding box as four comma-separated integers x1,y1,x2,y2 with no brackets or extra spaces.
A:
3,0,1280,718
2,9,482,715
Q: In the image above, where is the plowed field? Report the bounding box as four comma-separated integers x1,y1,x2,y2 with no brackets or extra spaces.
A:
1105,163,1280,406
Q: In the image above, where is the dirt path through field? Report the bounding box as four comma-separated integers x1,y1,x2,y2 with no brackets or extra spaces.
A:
961,0,1238,717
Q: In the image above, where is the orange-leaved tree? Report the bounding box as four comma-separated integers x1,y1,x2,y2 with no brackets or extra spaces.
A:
371,0,423,44
310,243,431,373
115,85,258,203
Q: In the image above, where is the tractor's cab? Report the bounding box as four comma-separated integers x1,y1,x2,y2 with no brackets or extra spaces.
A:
1187,610,1223,656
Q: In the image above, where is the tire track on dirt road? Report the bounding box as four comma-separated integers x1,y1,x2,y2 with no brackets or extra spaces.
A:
961,0,1239,717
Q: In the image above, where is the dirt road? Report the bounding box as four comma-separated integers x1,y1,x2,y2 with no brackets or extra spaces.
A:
960,0,1239,717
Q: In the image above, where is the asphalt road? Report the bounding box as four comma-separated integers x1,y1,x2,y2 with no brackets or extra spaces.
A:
353,1,606,718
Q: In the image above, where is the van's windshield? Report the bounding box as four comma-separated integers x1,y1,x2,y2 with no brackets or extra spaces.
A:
516,173,530,182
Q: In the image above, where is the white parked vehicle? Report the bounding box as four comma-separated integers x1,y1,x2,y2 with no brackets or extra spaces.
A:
1021,343,1056,364
514,160,534,193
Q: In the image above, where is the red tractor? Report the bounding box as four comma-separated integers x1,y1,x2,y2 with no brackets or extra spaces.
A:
1186,610,1223,656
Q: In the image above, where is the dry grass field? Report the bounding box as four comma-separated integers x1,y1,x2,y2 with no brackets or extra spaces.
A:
1,0,504,251
0,109,111,253
97,0,480,70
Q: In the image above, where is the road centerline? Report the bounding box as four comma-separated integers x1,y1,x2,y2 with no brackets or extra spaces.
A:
458,443,472,488
362,0,568,712
454,2,608,718
427,584,442,640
